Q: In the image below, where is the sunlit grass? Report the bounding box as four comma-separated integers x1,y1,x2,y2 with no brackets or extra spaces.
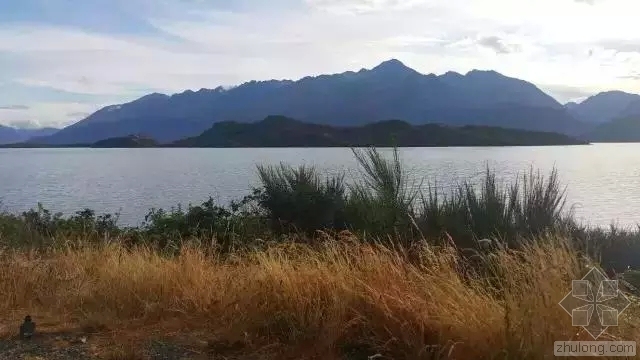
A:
1,235,636,359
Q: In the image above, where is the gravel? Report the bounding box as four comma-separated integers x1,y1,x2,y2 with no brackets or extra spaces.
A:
0,334,91,360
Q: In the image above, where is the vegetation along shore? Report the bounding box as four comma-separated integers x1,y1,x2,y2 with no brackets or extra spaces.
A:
1,147,638,359
0,116,588,148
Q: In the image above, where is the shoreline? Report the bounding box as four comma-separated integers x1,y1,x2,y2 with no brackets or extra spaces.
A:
1,146,639,272
1,118,590,148
0,142,592,149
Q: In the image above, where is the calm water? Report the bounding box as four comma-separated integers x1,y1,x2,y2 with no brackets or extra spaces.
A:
1,144,640,227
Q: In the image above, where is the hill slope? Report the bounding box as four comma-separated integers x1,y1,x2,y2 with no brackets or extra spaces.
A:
173,116,587,148
36,59,583,144
586,116,640,142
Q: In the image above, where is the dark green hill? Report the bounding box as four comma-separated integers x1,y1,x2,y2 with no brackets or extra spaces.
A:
91,135,158,148
172,116,588,148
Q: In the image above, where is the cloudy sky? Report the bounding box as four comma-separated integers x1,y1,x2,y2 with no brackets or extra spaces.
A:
1,0,640,128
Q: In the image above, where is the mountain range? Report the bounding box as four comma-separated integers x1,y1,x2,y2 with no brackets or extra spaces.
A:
0,125,58,145
7,59,640,145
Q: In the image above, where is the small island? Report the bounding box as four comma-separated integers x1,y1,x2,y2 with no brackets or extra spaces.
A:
92,134,159,148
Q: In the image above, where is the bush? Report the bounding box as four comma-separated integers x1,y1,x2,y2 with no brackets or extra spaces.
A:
0,204,121,249
256,164,347,234
142,198,232,238
20,204,120,236
344,147,418,239
255,147,422,241
417,167,568,249
571,224,640,273
140,196,268,252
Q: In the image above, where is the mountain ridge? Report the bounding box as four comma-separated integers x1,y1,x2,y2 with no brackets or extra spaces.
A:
567,91,640,124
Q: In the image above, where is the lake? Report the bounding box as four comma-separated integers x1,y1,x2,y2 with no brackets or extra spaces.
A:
1,144,640,227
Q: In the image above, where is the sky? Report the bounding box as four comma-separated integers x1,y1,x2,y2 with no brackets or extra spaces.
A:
1,0,640,129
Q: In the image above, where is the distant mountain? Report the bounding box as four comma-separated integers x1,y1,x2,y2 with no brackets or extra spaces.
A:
564,101,579,110
567,91,640,124
570,92,640,142
0,125,59,144
35,59,584,145
173,116,587,147
586,116,640,142
619,99,640,119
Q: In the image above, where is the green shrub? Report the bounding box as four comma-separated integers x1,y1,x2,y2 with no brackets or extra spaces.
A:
24,205,120,237
0,203,121,249
571,224,640,273
142,198,231,238
417,167,568,249
344,147,418,239
140,196,269,252
256,164,347,234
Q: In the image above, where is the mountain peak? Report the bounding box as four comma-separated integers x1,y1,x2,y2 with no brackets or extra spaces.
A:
567,90,640,124
598,90,635,96
370,59,416,74
442,71,463,77
139,92,168,100
466,69,502,77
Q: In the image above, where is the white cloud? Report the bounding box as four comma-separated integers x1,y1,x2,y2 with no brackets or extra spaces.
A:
306,0,430,14
3,0,640,127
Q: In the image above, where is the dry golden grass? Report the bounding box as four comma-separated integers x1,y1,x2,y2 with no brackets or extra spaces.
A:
0,235,638,359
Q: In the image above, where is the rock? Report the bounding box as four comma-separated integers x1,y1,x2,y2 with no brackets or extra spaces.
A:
20,316,36,340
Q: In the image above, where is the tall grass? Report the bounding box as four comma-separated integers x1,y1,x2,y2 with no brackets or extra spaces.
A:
345,147,419,238
419,167,569,249
2,236,633,359
257,147,569,249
